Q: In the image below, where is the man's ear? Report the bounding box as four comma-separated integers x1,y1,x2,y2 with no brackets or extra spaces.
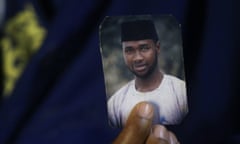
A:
156,41,160,54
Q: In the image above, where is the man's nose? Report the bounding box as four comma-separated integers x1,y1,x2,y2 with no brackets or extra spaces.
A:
133,51,143,62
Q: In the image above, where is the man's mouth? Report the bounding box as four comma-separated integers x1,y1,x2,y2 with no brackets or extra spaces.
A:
133,64,147,72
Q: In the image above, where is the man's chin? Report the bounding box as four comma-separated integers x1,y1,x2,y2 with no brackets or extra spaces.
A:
134,72,149,79
129,68,150,78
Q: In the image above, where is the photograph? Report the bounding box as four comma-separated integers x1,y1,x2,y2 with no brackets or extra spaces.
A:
100,15,188,128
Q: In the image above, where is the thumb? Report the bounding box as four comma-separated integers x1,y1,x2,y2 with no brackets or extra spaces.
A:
113,102,154,144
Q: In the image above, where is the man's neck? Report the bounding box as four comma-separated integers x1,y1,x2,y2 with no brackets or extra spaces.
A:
135,69,163,92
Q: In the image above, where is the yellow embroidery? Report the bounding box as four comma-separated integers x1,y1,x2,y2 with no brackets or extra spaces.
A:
1,4,46,96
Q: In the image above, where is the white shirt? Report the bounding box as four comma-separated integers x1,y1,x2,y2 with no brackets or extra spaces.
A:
107,74,188,128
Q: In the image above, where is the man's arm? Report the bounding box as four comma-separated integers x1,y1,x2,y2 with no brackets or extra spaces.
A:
107,96,120,127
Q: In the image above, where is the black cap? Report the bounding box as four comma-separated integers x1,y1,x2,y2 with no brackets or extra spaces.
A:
121,20,158,42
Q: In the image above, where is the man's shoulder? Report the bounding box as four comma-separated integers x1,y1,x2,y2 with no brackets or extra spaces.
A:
163,74,186,92
163,74,186,97
111,80,134,98
164,74,185,84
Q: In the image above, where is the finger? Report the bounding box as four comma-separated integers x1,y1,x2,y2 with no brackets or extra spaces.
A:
146,132,169,144
113,102,154,144
152,125,180,144
168,131,180,144
152,125,170,142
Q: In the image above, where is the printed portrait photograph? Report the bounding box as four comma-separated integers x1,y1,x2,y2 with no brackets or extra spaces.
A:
99,15,188,128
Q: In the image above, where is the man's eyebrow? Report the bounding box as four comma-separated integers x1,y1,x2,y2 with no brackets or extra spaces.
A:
124,46,133,49
139,44,149,47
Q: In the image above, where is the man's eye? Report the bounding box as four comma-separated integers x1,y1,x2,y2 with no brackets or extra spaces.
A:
125,48,133,54
140,45,150,51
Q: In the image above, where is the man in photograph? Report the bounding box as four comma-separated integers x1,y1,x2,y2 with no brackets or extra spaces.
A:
108,19,188,128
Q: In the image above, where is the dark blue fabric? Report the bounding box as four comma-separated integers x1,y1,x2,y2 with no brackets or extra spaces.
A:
0,0,239,144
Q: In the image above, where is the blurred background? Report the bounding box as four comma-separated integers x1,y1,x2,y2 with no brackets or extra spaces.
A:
100,15,185,98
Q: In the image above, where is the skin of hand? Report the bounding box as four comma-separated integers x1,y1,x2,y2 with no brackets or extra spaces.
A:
113,102,179,144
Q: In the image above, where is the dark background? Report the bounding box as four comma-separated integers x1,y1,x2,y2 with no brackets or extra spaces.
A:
0,0,239,144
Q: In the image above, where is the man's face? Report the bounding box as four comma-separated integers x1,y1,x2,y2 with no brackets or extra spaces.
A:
122,39,160,78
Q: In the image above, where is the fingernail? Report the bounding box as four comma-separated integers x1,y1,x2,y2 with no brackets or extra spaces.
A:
153,125,169,140
138,103,153,119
